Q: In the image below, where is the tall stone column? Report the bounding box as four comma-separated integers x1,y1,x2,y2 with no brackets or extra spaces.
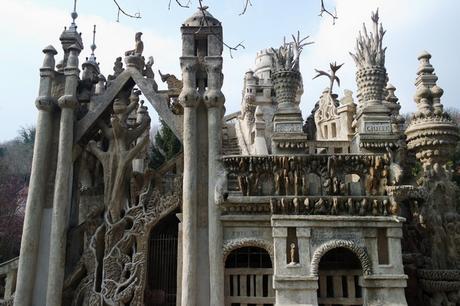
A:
204,56,225,306
46,44,81,306
179,57,199,306
14,45,57,306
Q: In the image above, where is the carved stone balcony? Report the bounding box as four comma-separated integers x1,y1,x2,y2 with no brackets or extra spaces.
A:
222,154,391,197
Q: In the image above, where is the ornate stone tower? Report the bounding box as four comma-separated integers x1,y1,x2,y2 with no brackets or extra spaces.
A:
270,34,311,153
178,7,225,306
402,51,460,306
350,10,400,153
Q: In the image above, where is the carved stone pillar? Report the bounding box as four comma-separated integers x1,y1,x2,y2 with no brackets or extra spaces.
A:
204,56,225,306
179,57,200,306
46,44,80,306
15,45,57,306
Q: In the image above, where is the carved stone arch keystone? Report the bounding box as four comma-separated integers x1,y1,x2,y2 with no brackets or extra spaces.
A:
223,238,274,264
310,239,372,277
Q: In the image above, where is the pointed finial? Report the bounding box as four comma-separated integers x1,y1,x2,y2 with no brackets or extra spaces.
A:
90,25,97,61
417,50,434,75
70,0,78,31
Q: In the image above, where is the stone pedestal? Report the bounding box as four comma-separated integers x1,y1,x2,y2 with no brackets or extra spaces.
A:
361,275,408,306
351,66,398,153
351,111,399,153
271,70,308,153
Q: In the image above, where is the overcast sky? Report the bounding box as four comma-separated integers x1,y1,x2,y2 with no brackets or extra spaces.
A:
0,0,459,141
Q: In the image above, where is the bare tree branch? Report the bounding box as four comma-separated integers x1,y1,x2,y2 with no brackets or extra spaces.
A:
195,0,245,58
168,0,191,10
111,0,337,56
239,0,252,16
319,0,338,25
113,0,141,22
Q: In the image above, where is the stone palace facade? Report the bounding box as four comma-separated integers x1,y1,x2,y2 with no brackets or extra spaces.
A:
1,5,460,306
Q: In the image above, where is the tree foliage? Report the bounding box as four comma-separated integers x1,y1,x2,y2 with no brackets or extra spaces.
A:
0,126,34,262
149,120,182,169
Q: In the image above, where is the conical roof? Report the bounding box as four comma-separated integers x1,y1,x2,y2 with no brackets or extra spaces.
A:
183,7,220,27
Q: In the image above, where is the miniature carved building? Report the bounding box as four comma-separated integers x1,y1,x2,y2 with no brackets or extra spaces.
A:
5,5,460,306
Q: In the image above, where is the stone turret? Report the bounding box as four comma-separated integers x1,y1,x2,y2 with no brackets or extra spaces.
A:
270,34,312,153
179,7,225,306
350,10,400,153
58,3,83,70
405,51,459,172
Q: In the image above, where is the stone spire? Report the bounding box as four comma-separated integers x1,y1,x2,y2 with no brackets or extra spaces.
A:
88,25,98,64
270,33,312,153
413,51,445,117
405,51,459,171
349,10,400,153
59,0,84,68
350,9,388,109
82,25,100,74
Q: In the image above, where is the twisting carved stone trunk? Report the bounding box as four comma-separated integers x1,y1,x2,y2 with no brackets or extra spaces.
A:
88,90,150,222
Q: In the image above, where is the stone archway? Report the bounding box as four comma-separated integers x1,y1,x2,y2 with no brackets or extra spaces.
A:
145,212,180,306
310,239,372,277
222,238,274,263
223,244,275,306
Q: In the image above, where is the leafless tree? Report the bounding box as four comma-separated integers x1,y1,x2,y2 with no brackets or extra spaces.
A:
111,0,338,56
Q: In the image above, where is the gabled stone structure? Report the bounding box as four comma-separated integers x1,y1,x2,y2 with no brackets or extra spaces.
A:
6,6,460,306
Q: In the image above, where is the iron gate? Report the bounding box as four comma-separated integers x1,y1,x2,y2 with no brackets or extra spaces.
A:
146,214,179,306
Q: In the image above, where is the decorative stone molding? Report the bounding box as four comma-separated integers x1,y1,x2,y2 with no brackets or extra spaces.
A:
222,154,390,198
310,239,372,277
223,238,274,263
270,196,395,217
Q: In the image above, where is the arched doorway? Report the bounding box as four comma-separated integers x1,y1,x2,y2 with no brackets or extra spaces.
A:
317,247,363,306
225,246,275,305
145,213,179,306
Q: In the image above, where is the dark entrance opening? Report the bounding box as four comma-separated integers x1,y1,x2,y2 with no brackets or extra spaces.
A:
224,247,275,306
317,247,364,306
145,212,179,306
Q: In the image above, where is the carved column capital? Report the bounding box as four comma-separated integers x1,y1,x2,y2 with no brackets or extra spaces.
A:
35,96,56,111
180,56,199,73
58,94,79,109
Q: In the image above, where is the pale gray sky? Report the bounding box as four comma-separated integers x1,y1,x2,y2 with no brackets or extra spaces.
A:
0,0,458,141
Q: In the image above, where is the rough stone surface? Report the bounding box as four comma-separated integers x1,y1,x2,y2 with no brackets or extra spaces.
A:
9,7,460,306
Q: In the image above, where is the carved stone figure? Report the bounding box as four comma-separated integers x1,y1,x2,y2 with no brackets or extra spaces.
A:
108,57,124,81
289,243,297,265
125,32,144,56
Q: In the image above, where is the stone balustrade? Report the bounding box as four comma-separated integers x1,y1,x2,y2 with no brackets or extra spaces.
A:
222,154,391,198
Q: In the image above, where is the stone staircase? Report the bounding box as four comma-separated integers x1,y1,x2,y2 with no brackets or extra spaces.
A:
222,136,240,155
221,124,241,194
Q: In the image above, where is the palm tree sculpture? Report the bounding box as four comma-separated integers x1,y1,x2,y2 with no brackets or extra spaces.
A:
312,62,344,94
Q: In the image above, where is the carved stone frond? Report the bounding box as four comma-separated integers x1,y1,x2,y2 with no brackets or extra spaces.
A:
350,9,386,69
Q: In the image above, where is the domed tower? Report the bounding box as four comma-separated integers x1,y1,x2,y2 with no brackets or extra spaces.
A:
179,6,225,306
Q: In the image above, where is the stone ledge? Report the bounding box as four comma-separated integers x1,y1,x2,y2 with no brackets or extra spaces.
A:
271,215,406,228
361,274,408,288
274,275,319,290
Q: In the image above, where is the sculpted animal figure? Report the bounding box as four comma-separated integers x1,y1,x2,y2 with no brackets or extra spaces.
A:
125,32,144,56
158,70,183,95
